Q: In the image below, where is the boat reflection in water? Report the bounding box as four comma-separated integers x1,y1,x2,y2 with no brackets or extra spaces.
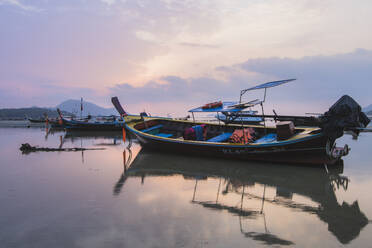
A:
43,127,124,146
115,147,369,246
63,130,123,146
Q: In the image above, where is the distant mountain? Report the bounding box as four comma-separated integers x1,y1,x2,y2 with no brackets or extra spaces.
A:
0,107,72,120
57,99,116,116
363,104,372,114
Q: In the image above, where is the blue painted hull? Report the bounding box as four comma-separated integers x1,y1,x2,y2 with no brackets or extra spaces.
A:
125,118,338,165
62,118,124,131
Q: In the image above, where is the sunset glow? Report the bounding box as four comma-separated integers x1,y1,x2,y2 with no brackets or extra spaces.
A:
1,0,371,114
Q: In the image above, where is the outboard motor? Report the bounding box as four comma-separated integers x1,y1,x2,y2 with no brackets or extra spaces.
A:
320,95,370,141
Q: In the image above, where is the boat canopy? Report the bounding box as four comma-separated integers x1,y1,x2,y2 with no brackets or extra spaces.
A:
188,79,296,124
241,78,296,94
239,78,296,104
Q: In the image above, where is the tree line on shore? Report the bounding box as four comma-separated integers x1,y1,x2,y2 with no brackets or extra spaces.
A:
0,107,73,120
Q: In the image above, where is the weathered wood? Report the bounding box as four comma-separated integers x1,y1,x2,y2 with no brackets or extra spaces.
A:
19,143,105,153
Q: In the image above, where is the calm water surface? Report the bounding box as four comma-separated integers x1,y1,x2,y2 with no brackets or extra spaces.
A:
0,127,372,248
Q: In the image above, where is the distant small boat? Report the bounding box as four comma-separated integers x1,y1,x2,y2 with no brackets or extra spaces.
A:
63,118,125,131
59,117,125,131
28,117,63,128
56,108,125,131
28,118,47,123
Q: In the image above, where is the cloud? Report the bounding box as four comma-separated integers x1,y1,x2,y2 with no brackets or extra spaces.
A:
110,76,238,103
237,48,372,102
110,49,372,115
0,0,166,92
179,42,219,49
1,0,372,115
100,0,117,6
0,78,100,108
0,0,42,12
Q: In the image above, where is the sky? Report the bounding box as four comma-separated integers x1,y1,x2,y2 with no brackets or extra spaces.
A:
0,0,371,115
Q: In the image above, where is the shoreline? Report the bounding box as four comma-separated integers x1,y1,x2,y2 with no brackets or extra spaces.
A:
0,120,46,128
1,116,371,128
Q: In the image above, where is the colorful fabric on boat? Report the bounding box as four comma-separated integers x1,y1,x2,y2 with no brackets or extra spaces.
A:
183,124,207,141
183,127,196,140
193,125,204,141
229,128,256,144
202,101,223,109
254,133,277,143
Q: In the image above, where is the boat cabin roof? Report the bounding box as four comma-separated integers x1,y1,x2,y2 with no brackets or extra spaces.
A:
189,79,296,113
240,78,296,94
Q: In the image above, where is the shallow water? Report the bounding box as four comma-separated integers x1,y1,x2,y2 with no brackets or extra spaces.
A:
0,127,372,248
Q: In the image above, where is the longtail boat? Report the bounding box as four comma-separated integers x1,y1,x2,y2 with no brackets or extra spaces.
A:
60,118,125,131
56,108,125,131
111,81,369,165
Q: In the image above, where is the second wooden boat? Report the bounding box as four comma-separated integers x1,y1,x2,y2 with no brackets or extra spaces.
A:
57,108,125,131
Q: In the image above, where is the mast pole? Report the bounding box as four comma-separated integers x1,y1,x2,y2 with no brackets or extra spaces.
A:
216,178,221,203
192,180,198,202
80,97,83,120
262,88,267,133
261,102,266,133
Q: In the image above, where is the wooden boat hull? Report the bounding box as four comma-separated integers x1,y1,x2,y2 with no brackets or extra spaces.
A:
124,117,340,165
28,118,64,128
132,132,332,165
62,118,124,131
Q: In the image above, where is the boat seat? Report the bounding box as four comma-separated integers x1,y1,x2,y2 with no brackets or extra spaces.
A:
254,133,277,143
156,133,173,138
207,132,233,142
141,124,163,133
